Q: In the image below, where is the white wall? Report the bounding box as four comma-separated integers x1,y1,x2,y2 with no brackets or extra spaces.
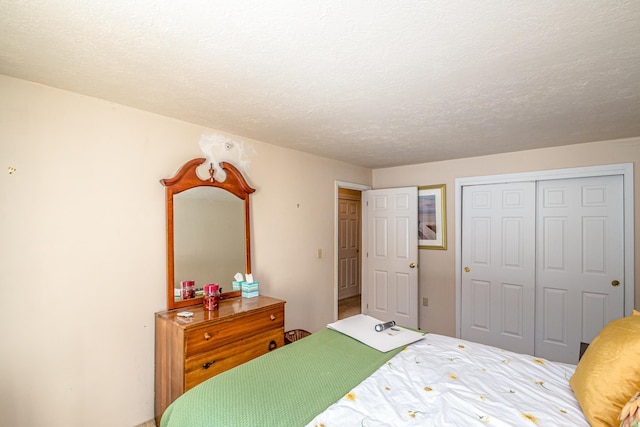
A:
0,75,371,427
373,138,640,336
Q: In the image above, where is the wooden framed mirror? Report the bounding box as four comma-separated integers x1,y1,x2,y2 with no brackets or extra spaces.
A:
161,158,255,310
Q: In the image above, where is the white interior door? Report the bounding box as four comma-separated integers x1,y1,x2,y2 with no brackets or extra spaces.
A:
363,187,418,329
535,175,624,363
338,197,361,300
461,182,536,354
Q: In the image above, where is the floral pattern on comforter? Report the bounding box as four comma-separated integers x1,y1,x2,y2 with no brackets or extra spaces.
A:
306,333,588,426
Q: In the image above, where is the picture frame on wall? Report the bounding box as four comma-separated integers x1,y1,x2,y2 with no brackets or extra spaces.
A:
418,184,447,250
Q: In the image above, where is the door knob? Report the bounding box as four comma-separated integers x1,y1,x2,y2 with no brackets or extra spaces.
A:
409,263,416,268
612,280,620,287
464,266,470,272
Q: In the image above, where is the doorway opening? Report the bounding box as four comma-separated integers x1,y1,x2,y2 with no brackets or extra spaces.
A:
335,181,370,321
338,294,361,320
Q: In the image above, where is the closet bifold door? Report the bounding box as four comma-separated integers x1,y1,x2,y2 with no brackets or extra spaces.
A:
460,182,536,355
460,175,625,364
535,175,624,364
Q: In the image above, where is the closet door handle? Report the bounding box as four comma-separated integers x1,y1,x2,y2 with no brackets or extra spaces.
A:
612,280,620,287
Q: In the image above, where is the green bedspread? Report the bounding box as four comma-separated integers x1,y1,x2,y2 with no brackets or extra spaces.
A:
160,328,404,427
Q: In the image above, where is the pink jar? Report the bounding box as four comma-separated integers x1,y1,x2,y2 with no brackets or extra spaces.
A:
181,280,195,300
203,284,220,311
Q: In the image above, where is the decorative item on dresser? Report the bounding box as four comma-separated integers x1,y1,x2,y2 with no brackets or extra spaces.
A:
154,295,285,424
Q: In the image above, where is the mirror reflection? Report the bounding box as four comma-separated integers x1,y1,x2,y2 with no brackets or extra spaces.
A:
173,187,245,300
162,158,254,310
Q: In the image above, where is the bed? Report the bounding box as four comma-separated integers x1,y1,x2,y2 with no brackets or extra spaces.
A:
160,312,640,427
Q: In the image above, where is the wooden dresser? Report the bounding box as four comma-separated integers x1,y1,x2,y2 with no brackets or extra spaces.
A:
154,295,285,423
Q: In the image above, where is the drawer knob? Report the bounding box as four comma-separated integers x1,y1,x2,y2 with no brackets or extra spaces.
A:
204,332,211,340
268,340,277,351
270,314,276,321
202,360,215,369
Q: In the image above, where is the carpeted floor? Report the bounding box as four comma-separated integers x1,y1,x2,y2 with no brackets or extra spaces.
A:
338,294,361,319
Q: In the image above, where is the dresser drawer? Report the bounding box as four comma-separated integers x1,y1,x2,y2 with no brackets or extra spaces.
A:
184,327,284,390
185,305,284,357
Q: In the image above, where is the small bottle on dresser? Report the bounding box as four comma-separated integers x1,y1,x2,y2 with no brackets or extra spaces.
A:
203,284,220,311
181,280,195,299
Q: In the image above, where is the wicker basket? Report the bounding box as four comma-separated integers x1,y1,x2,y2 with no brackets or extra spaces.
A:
284,329,311,345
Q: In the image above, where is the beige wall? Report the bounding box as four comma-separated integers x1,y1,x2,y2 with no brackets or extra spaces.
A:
373,138,639,336
0,75,370,427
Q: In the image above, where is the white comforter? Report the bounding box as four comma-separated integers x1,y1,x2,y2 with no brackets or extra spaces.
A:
306,333,588,426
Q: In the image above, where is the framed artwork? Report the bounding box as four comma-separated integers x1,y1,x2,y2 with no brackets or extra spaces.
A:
418,184,447,250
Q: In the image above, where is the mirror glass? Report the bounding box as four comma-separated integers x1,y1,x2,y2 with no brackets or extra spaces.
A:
162,158,254,310
173,187,245,300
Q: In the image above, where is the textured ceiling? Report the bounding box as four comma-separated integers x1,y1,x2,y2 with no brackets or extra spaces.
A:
1,0,639,168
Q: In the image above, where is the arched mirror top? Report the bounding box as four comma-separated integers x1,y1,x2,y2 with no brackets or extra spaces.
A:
161,158,255,199
161,158,255,310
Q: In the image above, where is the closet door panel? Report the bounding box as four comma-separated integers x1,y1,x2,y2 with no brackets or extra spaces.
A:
501,282,524,337
541,287,568,345
470,279,491,331
542,217,567,271
461,182,535,354
535,175,624,364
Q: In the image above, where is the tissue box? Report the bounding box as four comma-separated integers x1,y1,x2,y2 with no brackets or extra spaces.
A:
242,290,259,298
232,281,245,291
242,282,259,298
242,282,259,291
